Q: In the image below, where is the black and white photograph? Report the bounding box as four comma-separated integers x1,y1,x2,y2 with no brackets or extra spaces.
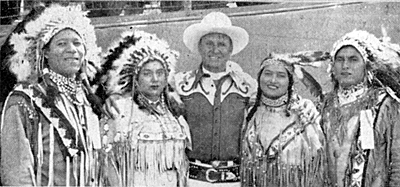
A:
1,1,400,186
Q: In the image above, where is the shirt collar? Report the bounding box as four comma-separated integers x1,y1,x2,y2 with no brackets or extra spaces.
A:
189,61,246,91
202,67,229,80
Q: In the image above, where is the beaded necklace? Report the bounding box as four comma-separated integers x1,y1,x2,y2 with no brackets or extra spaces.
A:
261,94,288,107
337,82,368,106
48,70,83,105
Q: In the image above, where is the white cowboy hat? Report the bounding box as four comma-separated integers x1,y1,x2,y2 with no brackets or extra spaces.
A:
183,12,249,55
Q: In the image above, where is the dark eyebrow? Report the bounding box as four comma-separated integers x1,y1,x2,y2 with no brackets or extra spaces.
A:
54,38,66,42
142,68,164,72
55,36,81,42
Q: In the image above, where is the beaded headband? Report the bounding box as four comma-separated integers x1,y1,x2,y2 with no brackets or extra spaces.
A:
8,4,101,83
261,57,295,74
329,29,400,75
103,30,179,95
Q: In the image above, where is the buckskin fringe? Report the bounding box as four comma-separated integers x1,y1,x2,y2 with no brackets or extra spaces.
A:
106,138,188,186
242,148,325,187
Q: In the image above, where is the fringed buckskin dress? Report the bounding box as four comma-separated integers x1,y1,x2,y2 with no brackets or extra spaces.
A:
101,94,191,187
241,95,326,187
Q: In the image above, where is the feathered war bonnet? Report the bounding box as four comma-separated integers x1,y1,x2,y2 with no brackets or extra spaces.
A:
329,29,400,101
260,51,330,100
102,30,179,96
7,4,101,83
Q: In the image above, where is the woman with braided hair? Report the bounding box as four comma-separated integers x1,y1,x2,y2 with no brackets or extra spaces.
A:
0,4,102,186
100,30,191,187
241,52,327,187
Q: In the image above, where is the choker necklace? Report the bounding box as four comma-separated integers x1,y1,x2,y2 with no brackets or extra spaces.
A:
261,94,288,107
48,70,83,105
338,82,368,105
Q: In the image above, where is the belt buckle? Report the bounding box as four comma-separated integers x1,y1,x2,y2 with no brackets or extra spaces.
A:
206,167,239,183
205,168,219,183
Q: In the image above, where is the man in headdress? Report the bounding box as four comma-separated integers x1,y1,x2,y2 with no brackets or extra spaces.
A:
321,29,400,186
1,4,102,186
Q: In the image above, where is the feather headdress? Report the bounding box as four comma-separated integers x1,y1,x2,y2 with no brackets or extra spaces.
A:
260,51,330,100
7,4,101,83
102,30,179,95
329,29,400,102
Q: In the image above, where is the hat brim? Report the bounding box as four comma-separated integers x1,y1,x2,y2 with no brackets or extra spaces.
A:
183,23,249,55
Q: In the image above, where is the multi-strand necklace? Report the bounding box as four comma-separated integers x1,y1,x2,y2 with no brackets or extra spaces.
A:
48,70,83,105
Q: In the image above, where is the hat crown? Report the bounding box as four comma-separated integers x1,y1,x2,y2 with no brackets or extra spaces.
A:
201,12,232,27
183,11,248,55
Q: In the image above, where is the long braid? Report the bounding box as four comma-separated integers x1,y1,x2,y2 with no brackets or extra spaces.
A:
246,68,264,122
246,88,262,122
285,71,294,117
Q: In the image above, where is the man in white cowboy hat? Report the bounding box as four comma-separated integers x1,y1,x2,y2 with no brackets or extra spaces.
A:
174,12,257,186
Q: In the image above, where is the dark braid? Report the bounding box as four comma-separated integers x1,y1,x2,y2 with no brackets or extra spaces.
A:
285,70,294,117
246,87,262,122
245,68,265,122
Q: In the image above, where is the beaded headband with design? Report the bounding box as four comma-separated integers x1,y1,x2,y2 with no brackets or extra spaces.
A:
8,4,101,83
103,30,179,95
261,56,295,74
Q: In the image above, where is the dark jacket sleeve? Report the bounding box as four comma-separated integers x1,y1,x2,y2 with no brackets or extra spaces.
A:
1,96,36,186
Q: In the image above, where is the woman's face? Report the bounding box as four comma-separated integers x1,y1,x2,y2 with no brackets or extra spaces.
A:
137,60,168,102
259,63,290,99
333,46,366,88
44,29,85,78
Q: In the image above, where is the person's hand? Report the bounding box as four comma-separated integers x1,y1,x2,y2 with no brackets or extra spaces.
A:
104,93,122,119
292,99,320,123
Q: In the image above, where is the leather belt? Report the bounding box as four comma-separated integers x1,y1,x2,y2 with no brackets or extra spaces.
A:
189,161,240,183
